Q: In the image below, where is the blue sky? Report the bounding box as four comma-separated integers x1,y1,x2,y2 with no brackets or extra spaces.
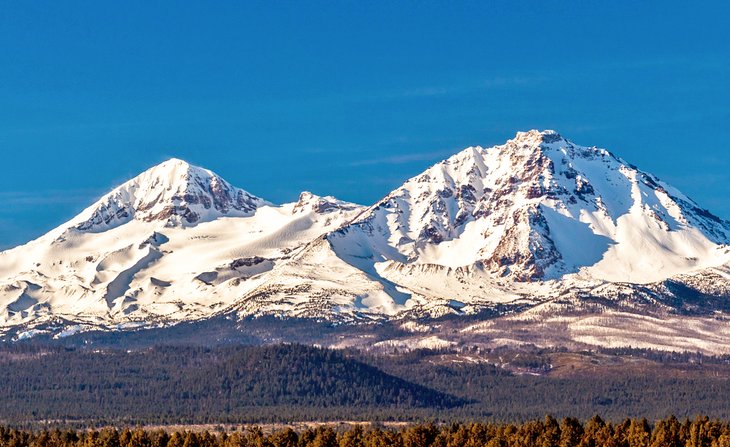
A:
1,1,729,249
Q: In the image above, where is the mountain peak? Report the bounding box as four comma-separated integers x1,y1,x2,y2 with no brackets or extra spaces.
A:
74,159,265,231
507,129,567,147
161,157,189,165
149,157,194,170
293,191,361,214
146,156,210,178
334,131,730,284
511,129,564,146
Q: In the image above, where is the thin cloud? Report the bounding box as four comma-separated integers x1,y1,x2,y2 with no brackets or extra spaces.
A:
346,150,456,167
0,189,102,207
0,120,149,136
387,75,548,101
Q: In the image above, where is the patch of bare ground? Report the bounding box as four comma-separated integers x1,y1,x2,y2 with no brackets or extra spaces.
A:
547,351,730,379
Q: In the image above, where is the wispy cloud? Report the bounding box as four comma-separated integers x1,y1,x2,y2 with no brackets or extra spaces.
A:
0,120,150,136
376,75,548,101
0,189,102,207
345,149,456,167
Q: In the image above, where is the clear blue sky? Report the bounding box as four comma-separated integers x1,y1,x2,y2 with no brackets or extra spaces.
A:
1,1,729,249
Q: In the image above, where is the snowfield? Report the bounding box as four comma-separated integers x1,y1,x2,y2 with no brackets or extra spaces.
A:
1,131,730,353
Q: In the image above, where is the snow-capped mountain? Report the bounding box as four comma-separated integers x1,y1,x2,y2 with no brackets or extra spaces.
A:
76,158,266,231
2,131,730,353
0,159,363,328
238,130,730,319
335,129,728,282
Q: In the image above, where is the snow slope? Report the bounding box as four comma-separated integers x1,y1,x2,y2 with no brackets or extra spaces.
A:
2,131,730,354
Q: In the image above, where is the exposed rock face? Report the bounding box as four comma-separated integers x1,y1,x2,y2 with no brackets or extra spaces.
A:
487,205,561,281
292,191,361,215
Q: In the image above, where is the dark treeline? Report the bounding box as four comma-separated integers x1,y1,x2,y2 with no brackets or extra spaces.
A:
0,344,460,426
3,416,730,447
594,347,730,365
357,348,730,422
4,344,730,426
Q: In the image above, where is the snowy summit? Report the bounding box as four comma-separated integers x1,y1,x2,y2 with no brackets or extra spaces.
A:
75,158,266,231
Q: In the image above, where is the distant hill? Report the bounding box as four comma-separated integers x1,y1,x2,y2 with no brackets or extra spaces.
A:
0,344,461,426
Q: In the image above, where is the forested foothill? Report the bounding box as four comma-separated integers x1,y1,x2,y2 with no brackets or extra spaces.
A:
2,343,730,428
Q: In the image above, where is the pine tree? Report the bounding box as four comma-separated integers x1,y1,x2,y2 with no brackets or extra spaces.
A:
560,418,583,447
